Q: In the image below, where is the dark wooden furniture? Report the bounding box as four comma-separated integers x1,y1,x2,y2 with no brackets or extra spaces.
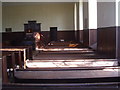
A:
23,21,41,49
1,49,24,69
2,32,25,47
0,48,28,69
2,46,33,60
2,51,17,84
24,21,41,33
1,50,120,90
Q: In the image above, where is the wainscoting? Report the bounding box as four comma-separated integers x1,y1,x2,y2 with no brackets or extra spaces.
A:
97,26,116,58
2,30,76,46
42,30,76,43
76,30,83,43
80,30,83,43
76,29,97,48
117,26,120,63
2,32,25,46
83,29,89,47
89,29,97,46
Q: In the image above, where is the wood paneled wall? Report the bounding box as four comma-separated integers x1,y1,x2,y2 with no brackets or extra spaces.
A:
2,32,25,46
75,29,97,47
82,29,97,48
75,30,83,43
83,29,89,47
2,32,25,41
97,27,116,58
41,30,75,44
2,30,76,46
89,29,97,46
80,30,83,43
57,31,75,42
117,27,120,63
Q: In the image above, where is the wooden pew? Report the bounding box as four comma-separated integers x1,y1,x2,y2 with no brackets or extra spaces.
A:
1,54,120,89
25,59,118,69
2,52,16,69
2,58,120,89
14,66,119,83
0,48,27,68
2,52,17,84
2,46,33,60
13,58,119,83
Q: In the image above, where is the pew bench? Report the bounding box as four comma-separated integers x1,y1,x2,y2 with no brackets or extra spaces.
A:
1,48,26,68
14,66,119,84
2,46,33,60
0,46,33,68
25,59,118,69
1,54,120,89
13,58,119,83
2,50,29,84
2,52,16,69
2,52,16,84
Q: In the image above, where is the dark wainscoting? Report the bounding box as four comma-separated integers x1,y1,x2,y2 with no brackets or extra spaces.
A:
75,30,83,43
75,29,97,46
41,31,50,45
2,32,25,46
57,30,75,41
97,26,116,58
42,30,76,43
80,30,83,43
2,30,76,46
83,29,89,47
117,27,120,63
76,30,80,42
89,29,97,46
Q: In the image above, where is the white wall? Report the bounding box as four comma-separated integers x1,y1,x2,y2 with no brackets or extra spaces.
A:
118,1,120,26
0,1,2,88
79,1,83,30
74,2,77,30
0,1,2,32
97,2,116,28
2,3,74,32
88,0,97,29
83,1,88,29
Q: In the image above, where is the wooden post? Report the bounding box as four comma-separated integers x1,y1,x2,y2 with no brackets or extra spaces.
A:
18,51,22,69
23,49,26,69
2,56,9,84
11,52,15,69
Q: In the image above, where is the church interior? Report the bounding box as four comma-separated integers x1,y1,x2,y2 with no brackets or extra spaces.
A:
0,0,120,90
